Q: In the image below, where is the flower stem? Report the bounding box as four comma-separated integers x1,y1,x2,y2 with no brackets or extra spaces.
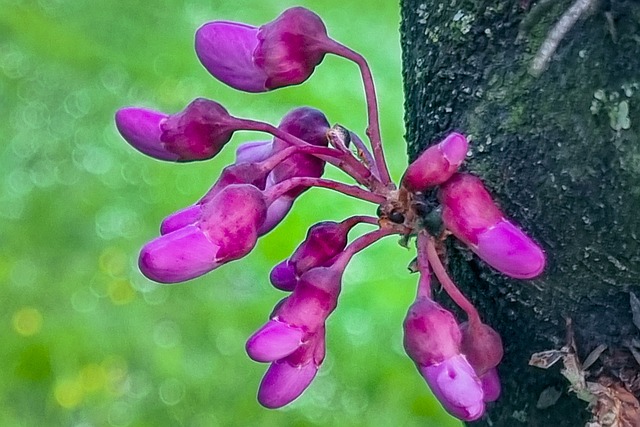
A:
256,144,342,173
425,235,481,325
263,177,386,206
324,40,393,187
332,227,398,272
416,232,432,299
341,215,379,229
235,118,382,191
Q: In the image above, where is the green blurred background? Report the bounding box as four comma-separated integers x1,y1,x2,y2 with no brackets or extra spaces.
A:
1,0,462,425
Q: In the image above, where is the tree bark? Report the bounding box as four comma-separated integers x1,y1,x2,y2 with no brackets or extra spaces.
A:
400,1,640,426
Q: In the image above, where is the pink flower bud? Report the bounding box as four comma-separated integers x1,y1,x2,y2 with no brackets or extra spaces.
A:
270,107,330,197
115,107,177,161
459,321,503,376
195,21,268,92
439,173,546,279
160,205,202,235
420,354,485,421
475,220,546,279
257,328,325,408
479,368,501,402
246,319,304,362
275,266,342,332
138,225,222,283
139,184,267,283
403,297,462,366
270,220,350,291
115,98,238,162
255,7,329,90
401,132,468,191
269,260,297,292
160,98,237,161
196,8,329,92
257,192,295,236
235,140,273,164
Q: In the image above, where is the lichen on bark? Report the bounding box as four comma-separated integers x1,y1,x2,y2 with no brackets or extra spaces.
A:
400,0,640,425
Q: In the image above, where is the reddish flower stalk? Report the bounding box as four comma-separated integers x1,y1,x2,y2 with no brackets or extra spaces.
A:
235,118,382,190
263,176,386,206
323,40,392,187
425,233,482,326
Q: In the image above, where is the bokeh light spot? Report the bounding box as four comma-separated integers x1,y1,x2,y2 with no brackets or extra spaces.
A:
54,377,84,409
159,378,185,406
108,280,136,305
102,356,128,397
99,247,128,277
80,363,107,393
153,320,181,348
12,307,43,336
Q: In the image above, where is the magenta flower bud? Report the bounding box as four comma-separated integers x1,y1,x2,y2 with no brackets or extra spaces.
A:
269,220,351,290
479,368,501,402
196,8,329,92
116,99,238,162
420,355,485,421
459,322,504,377
159,98,237,161
439,173,546,279
257,328,325,408
159,161,270,237
269,260,297,292
258,359,318,408
401,132,468,192
160,205,202,235
403,297,462,366
139,225,222,283
475,220,546,279
115,107,178,161
246,319,304,362
199,184,267,261
255,7,329,89
270,107,330,194
195,21,268,92
139,184,267,283
235,140,273,164
275,266,342,332
257,193,295,236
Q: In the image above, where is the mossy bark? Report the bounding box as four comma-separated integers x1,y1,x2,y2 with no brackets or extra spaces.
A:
400,1,640,426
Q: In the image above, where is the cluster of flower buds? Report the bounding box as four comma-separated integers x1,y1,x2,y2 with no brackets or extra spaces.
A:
114,6,546,422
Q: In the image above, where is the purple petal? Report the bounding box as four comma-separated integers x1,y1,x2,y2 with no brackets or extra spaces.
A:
115,107,179,161
402,132,468,191
246,320,304,362
480,368,501,402
160,98,235,161
475,220,546,279
257,360,318,408
438,173,504,245
420,355,485,421
138,225,221,284
289,221,349,275
160,205,202,235
459,321,503,376
403,297,462,366
199,184,267,261
258,194,295,236
235,140,273,164
270,260,298,292
195,21,268,92
255,7,329,89
440,132,468,165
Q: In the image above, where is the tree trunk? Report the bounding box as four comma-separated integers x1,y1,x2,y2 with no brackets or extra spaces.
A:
400,1,640,426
